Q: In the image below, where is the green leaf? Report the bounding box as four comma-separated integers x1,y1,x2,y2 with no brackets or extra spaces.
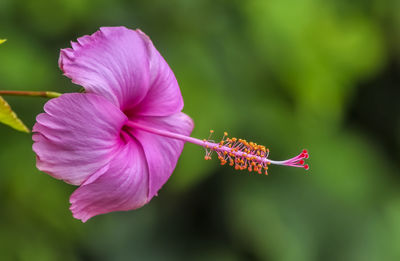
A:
0,39,6,44
0,96,29,133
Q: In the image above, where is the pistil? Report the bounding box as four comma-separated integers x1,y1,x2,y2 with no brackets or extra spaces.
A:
127,121,309,175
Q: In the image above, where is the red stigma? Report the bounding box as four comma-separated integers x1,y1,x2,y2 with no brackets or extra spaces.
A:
279,149,310,171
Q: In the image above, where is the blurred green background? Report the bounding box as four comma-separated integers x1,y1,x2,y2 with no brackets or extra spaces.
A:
0,0,399,260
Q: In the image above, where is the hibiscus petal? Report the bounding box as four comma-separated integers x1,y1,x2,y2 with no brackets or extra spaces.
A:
130,112,194,199
32,93,127,185
69,139,149,222
59,26,183,115
127,30,183,116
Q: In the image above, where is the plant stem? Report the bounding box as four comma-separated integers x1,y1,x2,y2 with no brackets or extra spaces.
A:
0,90,62,98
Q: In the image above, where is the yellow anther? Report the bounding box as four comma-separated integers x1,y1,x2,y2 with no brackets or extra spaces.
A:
202,133,272,176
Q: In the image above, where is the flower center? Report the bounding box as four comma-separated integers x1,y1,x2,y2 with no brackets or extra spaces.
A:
119,124,135,144
123,108,136,119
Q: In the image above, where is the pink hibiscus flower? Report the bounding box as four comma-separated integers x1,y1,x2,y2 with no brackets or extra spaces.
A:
32,26,309,222
33,27,193,222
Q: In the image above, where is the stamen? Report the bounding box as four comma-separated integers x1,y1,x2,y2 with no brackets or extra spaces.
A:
203,131,309,175
203,130,215,160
